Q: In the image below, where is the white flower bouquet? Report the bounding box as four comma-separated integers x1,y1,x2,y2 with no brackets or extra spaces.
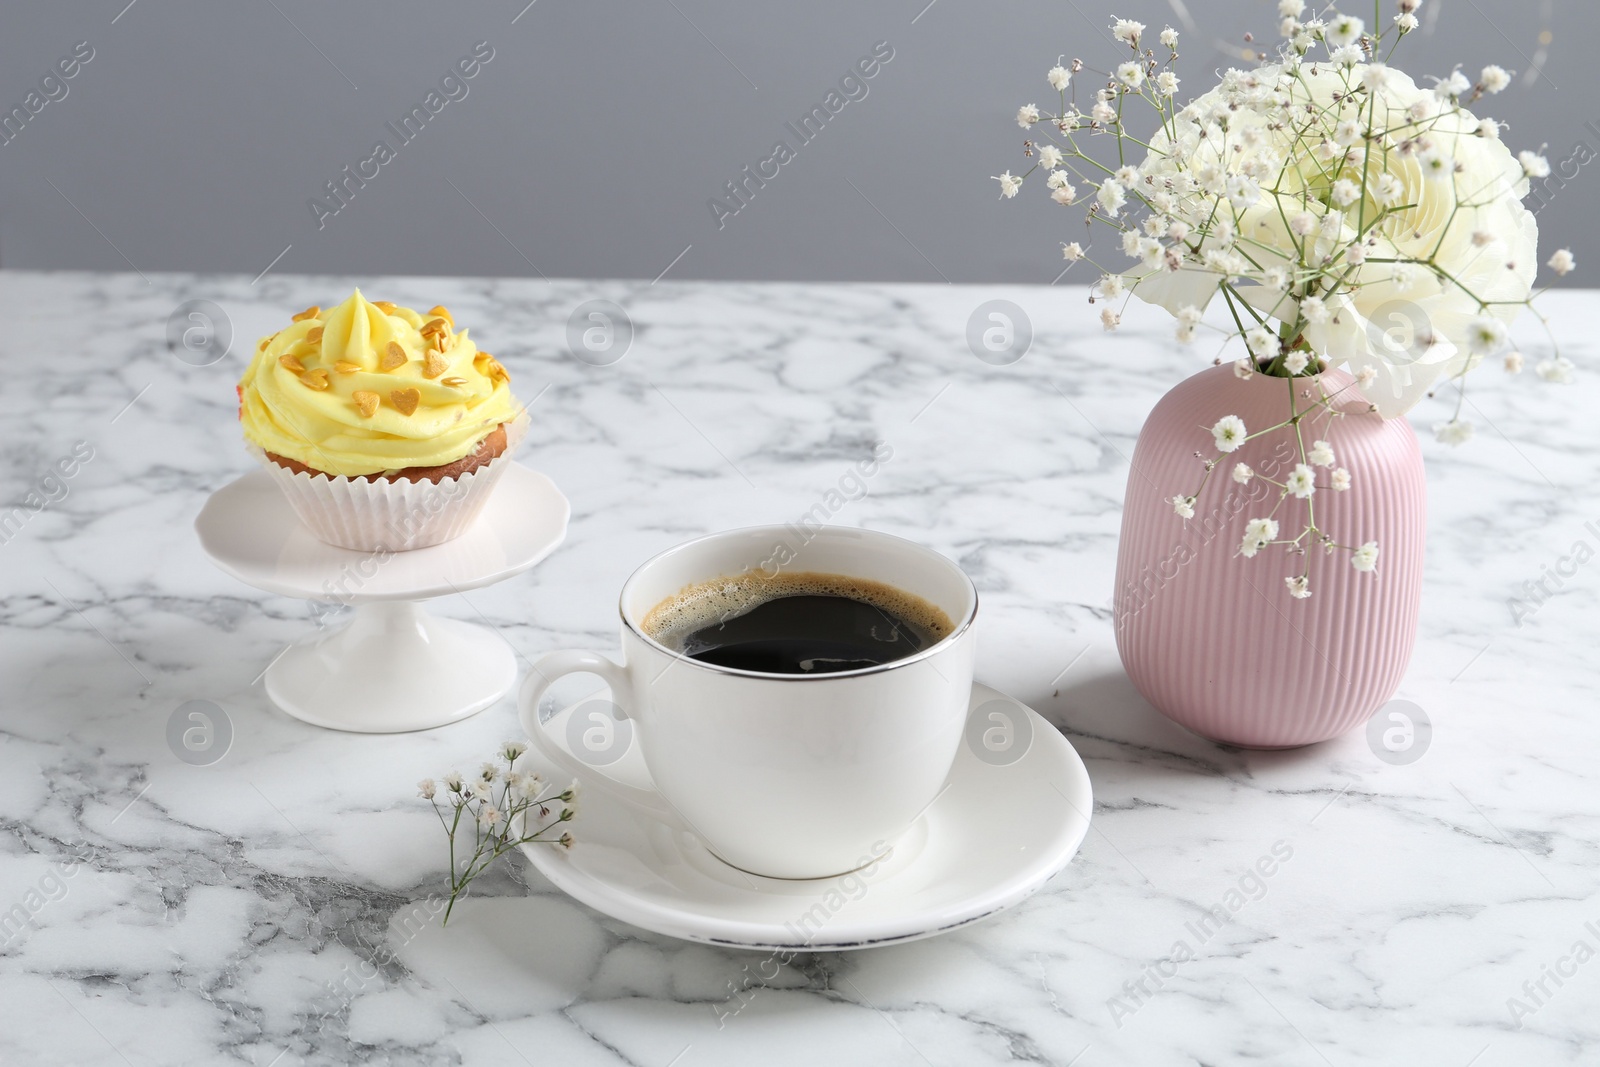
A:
994,1,1572,594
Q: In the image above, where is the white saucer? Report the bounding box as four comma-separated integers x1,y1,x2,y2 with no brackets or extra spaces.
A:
517,683,1092,950
195,464,569,732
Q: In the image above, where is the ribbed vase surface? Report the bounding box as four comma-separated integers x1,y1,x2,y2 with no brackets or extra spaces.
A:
1113,364,1426,748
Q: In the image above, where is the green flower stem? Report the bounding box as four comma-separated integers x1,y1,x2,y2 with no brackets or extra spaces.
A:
435,751,578,926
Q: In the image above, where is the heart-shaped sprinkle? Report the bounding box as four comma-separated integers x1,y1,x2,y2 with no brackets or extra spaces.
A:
390,388,421,415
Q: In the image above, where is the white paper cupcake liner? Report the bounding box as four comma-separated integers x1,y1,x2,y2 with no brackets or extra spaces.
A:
252,415,528,552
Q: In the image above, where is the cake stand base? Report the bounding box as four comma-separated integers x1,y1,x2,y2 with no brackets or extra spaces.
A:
264,601,517,733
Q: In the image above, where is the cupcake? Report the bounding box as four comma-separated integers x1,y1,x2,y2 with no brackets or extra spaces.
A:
238,289,525,550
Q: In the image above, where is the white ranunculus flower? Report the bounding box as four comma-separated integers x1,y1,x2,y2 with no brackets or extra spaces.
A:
1128,62,1537,417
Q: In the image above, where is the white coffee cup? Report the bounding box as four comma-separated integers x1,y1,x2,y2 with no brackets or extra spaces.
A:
519,525,978,879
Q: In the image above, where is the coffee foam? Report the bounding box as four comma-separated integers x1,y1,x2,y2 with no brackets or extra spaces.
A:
640,570,955,649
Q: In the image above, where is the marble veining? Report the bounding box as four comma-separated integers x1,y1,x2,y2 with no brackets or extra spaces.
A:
0,270,1597,1065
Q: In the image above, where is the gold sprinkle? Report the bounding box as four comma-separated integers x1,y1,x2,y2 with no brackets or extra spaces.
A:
277,354,306,373
291,306,320,322
440,376,469,387
380,341,407,371
420,318,449,337
334,360,362,374
299,369,330,391
427,305,453,325
306,325,324,344
390,388,421,416
373,300,398,314
352,390,380,418
423,351,449,379
485,358,509,384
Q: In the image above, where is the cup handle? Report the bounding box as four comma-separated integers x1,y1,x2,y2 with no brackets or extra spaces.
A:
517,650,683,827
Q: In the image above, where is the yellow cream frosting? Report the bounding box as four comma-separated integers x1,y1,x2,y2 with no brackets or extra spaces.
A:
239,290,519,477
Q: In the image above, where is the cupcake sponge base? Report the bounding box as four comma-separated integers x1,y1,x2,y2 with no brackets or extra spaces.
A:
252,416,527,552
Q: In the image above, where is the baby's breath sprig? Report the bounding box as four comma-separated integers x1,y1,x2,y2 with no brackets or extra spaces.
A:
419,741,577,925
997,2,1575,599
1171,362,1380,595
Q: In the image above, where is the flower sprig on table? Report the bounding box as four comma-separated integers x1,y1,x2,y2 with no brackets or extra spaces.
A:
419,741,577,925
993,1,1575,598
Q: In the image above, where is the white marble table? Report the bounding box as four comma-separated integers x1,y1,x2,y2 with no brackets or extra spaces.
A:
2,270,1596,1066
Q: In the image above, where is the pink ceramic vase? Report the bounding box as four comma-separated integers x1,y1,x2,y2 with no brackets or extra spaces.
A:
1113,364,1426,748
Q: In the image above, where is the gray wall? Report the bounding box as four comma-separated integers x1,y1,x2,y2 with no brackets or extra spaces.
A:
0,0,1590,284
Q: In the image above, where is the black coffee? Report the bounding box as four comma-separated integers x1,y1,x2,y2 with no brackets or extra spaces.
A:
643,572,954,676
679,593,936,673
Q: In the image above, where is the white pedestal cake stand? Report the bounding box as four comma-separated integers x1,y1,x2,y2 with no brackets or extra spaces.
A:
195,465,569,733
